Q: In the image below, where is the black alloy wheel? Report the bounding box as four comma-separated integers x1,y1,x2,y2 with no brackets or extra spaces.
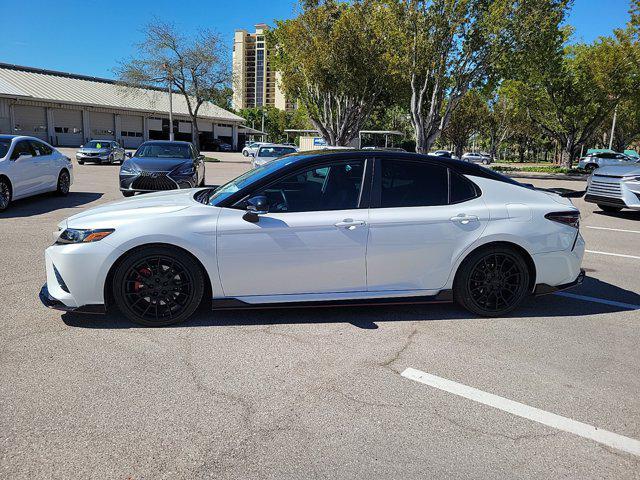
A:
113,246,204,326
56,170,70,196
0,179,11,211
454,246,530,316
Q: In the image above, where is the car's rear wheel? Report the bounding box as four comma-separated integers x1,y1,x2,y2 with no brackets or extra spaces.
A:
56,170,70,196
598,204,622,213
242,150,248,157
454,246,530,317
0,178,11,211
113,246,205,326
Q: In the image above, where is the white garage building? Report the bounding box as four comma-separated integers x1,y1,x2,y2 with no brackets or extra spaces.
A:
0,63,245,149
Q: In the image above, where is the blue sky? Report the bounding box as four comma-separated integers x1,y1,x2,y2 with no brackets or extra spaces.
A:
0,0,633,79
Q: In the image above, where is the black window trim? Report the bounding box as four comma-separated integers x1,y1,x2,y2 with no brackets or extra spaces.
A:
371,157,481,209
10,140,36,160
231,157,373,213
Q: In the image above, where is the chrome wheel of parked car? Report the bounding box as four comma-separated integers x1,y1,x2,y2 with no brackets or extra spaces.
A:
455,247,530,316
0,179,11,211
113,247,204,326
56,170,70,196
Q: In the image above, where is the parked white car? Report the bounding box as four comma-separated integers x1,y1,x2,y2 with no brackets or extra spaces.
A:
40,151,584,327
242,142,267,157
577,151,638,172
585,164,640,212
462,152,491,165
251,144,298,168
0,135,73,211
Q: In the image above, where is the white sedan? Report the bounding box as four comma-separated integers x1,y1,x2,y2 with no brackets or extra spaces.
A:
40,151,585,326
0,135,73,211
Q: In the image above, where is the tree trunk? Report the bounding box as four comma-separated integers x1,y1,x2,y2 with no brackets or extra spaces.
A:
191,119,201,151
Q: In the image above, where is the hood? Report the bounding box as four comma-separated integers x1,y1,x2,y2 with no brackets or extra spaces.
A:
78,147,111,153
592,164,640,177
127,157,192,172
63,188,202,229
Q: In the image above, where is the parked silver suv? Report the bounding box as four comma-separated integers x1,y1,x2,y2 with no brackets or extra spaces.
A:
577,151,637,172
76,140,125,165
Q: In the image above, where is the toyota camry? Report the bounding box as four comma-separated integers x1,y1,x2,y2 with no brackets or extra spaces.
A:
40,150,585,326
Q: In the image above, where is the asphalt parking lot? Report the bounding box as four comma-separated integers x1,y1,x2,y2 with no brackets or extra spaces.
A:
1,151,639,479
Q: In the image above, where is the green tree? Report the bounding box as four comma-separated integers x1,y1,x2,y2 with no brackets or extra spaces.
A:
270,0,396,145
387,0,569,153
441,90,487,158
516,30,638,167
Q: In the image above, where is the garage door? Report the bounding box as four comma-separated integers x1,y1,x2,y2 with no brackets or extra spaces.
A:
53,109,83,146
13,105,47,141
121,115,144,148
89,112,115,140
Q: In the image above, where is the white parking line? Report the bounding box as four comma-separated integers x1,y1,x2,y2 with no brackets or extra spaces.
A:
401,367,640,457
554,292,640,310
585,249,640,260
585,226,640,234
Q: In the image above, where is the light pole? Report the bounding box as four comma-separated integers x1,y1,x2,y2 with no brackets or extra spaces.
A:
164,63,174,141
608,104,617,151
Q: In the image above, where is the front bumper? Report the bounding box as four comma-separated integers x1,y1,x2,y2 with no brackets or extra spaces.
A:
76,153,111,162
584,177,640,210
39,283,105,314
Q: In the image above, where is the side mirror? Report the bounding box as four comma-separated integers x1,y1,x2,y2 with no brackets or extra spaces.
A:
126,152,133,158
243,195,269,223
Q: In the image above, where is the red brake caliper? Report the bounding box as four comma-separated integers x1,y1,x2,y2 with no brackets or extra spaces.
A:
134,267,152,292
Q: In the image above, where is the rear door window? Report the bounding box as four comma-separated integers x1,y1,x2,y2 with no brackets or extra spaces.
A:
379,159,448,207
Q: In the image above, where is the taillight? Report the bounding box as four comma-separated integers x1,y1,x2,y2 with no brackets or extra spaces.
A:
545,211,580,229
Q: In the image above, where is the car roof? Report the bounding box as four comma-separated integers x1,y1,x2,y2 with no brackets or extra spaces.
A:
258,143,297,148
0,134,41,142
140,140,192,146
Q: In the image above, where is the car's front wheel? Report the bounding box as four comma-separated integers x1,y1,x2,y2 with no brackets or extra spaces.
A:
598,204,622,213
0,178,11,211
242,150,249,157
56,170,70,196
112,246,205,326
454,245,530,317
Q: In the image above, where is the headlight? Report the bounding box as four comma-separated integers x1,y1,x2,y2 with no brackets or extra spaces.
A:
56,228,114,245
173,163,196,175
120,163,140,175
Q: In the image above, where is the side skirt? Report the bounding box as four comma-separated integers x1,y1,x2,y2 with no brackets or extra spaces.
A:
210,290,454,311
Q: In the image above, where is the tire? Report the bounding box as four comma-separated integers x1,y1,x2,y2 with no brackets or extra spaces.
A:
454,245,530,317
242,150,249,157
0,178,11,212
585,164,597,173
598,204,622,213
122,191,135,198
56,170,71,196
112,245,205,326
482,159,489,165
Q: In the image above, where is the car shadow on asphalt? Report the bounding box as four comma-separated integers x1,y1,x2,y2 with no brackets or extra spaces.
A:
593,210,640,221
0,192,103,218
60,276,638,330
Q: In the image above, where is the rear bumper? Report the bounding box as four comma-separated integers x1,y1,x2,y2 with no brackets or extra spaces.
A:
534,269,585,295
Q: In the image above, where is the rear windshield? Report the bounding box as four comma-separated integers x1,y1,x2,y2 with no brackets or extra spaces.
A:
0,140,9,158
135,143,191,159
85,141,111,148
258,146,297,158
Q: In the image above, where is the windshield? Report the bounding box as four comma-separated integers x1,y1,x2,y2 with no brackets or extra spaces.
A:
208,157,298,205
85,141,111,149
258,146,297,158
135,143,191,159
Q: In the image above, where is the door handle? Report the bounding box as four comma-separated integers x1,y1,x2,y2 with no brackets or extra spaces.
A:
334,219,366,229
450,214,479,225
